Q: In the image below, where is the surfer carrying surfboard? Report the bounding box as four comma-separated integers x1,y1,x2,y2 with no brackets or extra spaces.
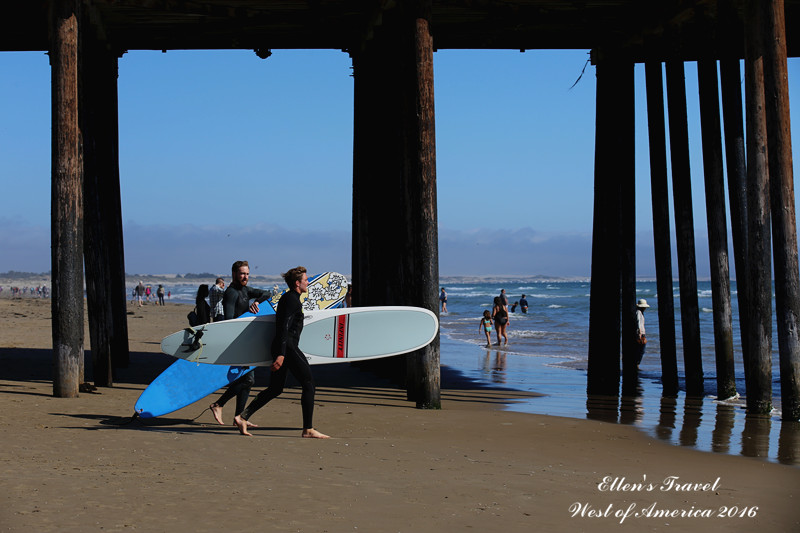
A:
234,266,330,439
209,260,272,427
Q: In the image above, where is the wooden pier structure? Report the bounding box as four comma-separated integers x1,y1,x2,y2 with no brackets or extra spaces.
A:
4,1,800,418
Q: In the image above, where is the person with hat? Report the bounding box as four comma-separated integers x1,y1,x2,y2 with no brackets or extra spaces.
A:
635,298,650,366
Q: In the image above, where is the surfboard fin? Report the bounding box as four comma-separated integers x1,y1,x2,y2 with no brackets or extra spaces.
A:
181,328,205,354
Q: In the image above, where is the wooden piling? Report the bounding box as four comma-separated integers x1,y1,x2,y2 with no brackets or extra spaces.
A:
644,60,679,397
743,0,774,414
351,1,440,408
81,33,130,386
697,58,737,400
614,61,637,397
50,0,83,398
665,60,704,397
588,53,627,397
351,34,409,388
719,0,751,384
402,1,440,409
762,0,800,421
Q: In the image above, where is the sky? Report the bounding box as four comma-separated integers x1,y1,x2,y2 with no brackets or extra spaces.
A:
0,47,798,278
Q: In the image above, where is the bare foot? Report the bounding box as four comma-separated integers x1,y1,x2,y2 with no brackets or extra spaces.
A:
233,415,252,436
210,403,224,425
233,420,259,428
302,428,330,439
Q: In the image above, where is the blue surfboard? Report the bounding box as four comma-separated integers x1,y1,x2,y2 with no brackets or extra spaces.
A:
134,272,348,418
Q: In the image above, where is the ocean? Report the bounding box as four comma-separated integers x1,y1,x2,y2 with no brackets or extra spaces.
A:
159,278,799,465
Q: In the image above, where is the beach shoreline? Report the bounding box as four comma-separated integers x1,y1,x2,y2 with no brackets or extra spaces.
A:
1,298,798,532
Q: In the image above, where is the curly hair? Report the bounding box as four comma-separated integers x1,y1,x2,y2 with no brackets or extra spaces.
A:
282,266,307,288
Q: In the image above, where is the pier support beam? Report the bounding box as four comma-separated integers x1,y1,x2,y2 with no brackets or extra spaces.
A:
81,31,129,387
50,0,84,398
588,52,632,397
743,0,774,414
644,60,679,397
351,0,440,408
665,60,704,397
762,0,800,421
719,20,751,389
697,58,737,400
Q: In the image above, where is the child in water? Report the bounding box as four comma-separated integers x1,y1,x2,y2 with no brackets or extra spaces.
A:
479,310,493,347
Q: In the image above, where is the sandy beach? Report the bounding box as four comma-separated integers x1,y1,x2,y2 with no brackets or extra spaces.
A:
1,298,798,532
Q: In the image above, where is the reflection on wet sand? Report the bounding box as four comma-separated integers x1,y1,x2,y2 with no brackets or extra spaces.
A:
711,403,735,455
585,393,800,466
482,350,507,384
778,421,800,465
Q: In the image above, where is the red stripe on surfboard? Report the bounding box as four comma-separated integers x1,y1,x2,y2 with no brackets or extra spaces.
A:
335,314,348,358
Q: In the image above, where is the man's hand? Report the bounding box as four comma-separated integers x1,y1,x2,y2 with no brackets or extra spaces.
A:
271,355,285,372
249,301,260,314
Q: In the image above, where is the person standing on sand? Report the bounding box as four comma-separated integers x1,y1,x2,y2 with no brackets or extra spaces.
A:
135,281,145,307
234,266,329,439
194,284,211,325
209,261,271,427
157,284,165,306
635,298,649,366
209,277,225,322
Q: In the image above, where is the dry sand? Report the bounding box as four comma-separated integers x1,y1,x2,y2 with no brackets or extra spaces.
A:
0,298,797,533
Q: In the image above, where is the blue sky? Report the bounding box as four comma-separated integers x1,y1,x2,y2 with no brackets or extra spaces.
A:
0,48,798,278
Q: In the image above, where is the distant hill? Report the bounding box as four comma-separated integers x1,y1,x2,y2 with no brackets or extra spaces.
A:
0,271,50,280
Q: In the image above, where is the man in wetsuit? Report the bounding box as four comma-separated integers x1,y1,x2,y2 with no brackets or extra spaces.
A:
209,260,271,426
234,266,329,439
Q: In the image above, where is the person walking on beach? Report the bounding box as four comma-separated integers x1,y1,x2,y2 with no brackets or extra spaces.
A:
209,277,225,322
492,296,509,346
519,294,528,314
635,299,649,366
209,261,272,427
135,281,145,307
439,288,448,313
479,310,493,347
234,266,329,439
156,284,165,306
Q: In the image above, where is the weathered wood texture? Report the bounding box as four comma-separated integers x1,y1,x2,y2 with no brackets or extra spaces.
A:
403,4,440,409
719,46,752,384
762,0,800,421
81,32,130,387
644,61,679,397
50,0,84,398
697,58,737,400
743,0,775,414
587,56,627,396
351,1,440,408
665,60,704,397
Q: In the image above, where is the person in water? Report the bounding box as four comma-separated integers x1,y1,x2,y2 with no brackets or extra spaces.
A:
479,310,493,347
234,266,329,439
492,296,509,346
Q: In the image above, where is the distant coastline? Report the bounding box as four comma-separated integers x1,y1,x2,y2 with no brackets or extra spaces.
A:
0,271,593,289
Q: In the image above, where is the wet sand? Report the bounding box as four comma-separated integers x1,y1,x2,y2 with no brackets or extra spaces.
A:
1,298,798,532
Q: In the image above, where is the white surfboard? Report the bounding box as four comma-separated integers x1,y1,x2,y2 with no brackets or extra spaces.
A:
161,306,438,366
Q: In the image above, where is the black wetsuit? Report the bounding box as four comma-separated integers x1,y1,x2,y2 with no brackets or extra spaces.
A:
240,290,316,429
213,282,271,415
